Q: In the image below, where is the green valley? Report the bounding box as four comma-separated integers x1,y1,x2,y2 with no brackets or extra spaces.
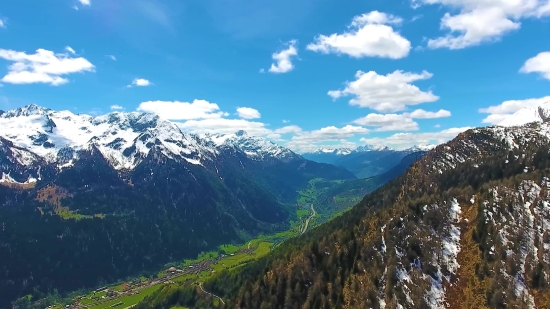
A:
42,173,385,309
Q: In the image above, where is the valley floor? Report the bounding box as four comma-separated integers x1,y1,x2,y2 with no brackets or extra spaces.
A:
47,206,320,309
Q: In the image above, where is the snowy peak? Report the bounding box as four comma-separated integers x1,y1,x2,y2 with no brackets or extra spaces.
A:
1,104,52,118
356,145,392,152
306,145,394,156
498,101,550,127
313,148,353,155
406,144,436,152
202,131,298,161
0,105,216,170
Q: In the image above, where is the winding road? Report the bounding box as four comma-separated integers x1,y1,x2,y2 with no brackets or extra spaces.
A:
300,204,316,235
199,282,226,305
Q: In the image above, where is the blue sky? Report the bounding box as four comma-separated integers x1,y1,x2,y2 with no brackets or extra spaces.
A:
0,0,549,152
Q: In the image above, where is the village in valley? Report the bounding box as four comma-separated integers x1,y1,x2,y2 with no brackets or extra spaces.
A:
42,241,268,309
39,206,316,309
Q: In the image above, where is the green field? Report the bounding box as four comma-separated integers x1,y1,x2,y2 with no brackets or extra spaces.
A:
219,244,240,254
64,241,273,309
87,284,161,309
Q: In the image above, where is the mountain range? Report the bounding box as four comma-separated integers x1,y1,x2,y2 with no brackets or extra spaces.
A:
302,146,432,179
0,104,360,307
137,106,550,308
4,101,550,308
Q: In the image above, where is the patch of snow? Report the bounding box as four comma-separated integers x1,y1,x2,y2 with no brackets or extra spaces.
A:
0,172,37,184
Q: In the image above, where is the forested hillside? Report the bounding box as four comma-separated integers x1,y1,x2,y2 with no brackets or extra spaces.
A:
0,106,358,308
137,123,550,309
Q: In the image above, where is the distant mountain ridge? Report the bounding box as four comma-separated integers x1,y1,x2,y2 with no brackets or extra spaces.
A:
0,105,303,177
302,144,433,178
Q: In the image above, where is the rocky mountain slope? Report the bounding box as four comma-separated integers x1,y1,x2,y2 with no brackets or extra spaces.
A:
138,121,550,309
302,146,429,178
0,105,356,307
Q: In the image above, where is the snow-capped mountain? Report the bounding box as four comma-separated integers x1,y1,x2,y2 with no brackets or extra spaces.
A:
0,104,217,170
201,130,299,161
305,144,431,157
308,147,354,156
498,101,550,127
0,105,301,174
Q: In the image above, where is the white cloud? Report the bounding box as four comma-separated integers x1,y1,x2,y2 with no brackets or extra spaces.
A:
479,96,550,124
286,125,369,152
435,124,441,128
329,70,439,112
268,40,298,74
107,55,117,61
137,99,227,120
282,119,290,123
360,127,471,149
78,0,91,6
139,100,283,138
351,109,450,131
65,46,76,54
407,108,451,118
127,78,151,87
110,105,124,110
0,48,95,86
178,118,272,136
417,0,550,49
0,18,5,28
236,107,261,119
274,125,303,134
353,113,419,131
306,11,411,59
520,51,550,80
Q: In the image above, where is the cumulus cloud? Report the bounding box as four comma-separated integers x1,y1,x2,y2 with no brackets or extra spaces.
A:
178,118,273,136
110,105,124,110
78,0,91,6
479,96,550,124
268,40,298,74
353,113,419,131
138,99,283,138
0,18,5,28
127,78,151,87
137,99,228,120
329,70,439,112
286,125,369,152
520,51,550,80
236,107,261,119
282,119,290,123
360,127,471,149
417,0,550,49
0,48,95,86
407,108,451,118
274,125,303,134
306,11,411,59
